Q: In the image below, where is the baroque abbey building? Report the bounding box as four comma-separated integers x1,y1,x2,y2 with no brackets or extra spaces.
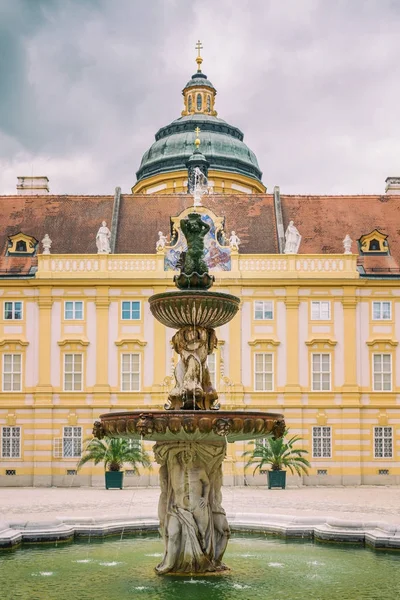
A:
1,48,400,487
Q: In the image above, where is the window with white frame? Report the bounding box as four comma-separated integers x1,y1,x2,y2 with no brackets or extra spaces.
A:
312,426,332,458
62,426,82,458
1,426,21,458
254,353,273,391
254,301,273,320
207,353,216,388
64,354,83,391
372,301,391,320
121,301,141,320
312,354,331,391
2,354,22,392
374,426,393,458
121,353,140,391
311,301,330,320
64,301,83,320
4,301,23,320
373,354,392,391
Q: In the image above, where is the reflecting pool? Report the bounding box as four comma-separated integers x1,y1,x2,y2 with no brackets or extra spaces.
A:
1,535,400,600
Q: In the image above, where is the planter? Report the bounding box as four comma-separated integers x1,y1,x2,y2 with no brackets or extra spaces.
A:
267,470,286,489
105,471,124,490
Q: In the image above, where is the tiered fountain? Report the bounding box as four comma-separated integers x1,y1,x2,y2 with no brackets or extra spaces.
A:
93,209,285,575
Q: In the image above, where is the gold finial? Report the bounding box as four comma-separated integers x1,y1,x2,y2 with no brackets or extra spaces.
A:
195,39,203,72
194,126,201,148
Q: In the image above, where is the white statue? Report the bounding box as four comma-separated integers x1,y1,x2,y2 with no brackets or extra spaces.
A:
41,233,52,255
229,231,241,250
193,167,208,207
284,221,301,254
343,234,353,254
156,231,168,251
96,221,111,254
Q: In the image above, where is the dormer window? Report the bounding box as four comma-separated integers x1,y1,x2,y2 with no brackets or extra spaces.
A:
6,233,38,256
359,230,389,254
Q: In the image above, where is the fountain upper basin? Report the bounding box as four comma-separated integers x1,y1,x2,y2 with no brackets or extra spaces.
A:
95,410,285,443
149,290,240,329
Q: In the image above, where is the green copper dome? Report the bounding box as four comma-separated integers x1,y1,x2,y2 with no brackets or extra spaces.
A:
136,114,262,183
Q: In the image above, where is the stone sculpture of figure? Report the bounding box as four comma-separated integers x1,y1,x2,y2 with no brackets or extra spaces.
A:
229,231,241,251
154,441,228,574
41,233,52,255
343,234,353,254
96,221,111,254
156,231,168,251
180,213,210,276
168,325,218,410
284,220,301,254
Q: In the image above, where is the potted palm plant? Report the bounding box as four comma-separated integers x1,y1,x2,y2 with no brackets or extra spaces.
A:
244,430,310,489
77,437,151,489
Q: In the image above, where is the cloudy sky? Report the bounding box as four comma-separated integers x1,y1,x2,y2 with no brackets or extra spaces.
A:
1,0,400,196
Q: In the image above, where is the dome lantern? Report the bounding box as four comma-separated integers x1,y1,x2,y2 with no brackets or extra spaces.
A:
181,40,217,117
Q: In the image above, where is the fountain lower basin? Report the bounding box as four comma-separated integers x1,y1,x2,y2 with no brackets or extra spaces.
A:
95,410,285,443
149,290,240,329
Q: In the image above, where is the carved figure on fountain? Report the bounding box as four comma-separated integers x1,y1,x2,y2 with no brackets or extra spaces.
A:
174,212,215,289
167,325,218,410
154,441,229,574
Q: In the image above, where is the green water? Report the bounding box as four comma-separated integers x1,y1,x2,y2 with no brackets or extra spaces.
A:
1,535,399,600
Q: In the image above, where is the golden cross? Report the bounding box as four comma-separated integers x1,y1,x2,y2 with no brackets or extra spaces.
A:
195,40,203,58
195,126,201,136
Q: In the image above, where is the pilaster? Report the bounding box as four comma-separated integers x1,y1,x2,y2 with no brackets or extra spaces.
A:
341,289,359,403
93,287,111,399
35,288,53,405
284,287,301,399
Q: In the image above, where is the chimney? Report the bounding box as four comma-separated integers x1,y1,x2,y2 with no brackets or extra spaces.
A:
17,176,50,195
385,177,400,195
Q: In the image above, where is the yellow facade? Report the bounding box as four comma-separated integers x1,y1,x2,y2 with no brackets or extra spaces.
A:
1,250,399,487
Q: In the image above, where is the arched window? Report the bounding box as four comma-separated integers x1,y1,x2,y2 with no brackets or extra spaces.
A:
206,95,211,112
197,94,202,111
188,95,192,112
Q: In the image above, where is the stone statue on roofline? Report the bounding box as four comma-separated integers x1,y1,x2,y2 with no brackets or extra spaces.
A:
41,233,52,255
229,231,241,251
284,221,301,254
96,221,111,254
156,231,168,252
343,234,353,254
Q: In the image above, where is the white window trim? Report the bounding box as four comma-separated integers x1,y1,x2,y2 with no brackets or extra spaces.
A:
312,426,332,459
373,426,393,459
2,353,22,392
311,301,331,321
4,301,23,320
254,300,274,321
372,301,391,321
121,353,141,392
311,353,331,392
372,353,392,392
64,300,84,320
62,426,82,458
254,352,274,392
121,301,141,321
63,353,83,392
1,426,21,459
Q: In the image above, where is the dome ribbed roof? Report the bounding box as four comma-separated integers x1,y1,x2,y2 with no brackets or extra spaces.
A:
184,71,216,91
136,115,262,183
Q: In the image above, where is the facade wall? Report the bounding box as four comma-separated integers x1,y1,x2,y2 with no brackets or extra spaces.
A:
1,253,399,486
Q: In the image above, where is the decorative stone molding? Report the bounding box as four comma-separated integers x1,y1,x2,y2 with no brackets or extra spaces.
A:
366,338,398,347
305,338,337,347
57,338,89,348
0,338,28,348
114,338,147,347
248,338,280,347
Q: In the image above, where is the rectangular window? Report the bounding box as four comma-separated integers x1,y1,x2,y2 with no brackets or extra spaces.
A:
64,301,83,320
121,301,141,320
2,354,22,392
372,301,391,320
121,353,140,391
312,426,332,458
374,427,393,458
311,301,330,320
254,353,273,391
4,301,23,320
63,426,82,458
254,301,273,320
312,354,331,391
64,354,83,391
373,354,392,391
207,353,216,388
1,426,21,458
